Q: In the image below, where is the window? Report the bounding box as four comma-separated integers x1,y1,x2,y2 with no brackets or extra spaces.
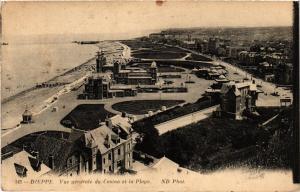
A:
69,159,72,164
109,166,112,171
103,169,106,173
108,153,111,160
128,143,130,149
103,158,106,164
117,160,122,167
118,149,121,155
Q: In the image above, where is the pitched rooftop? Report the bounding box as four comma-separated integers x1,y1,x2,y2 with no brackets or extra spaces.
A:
84,124,126,154
2,150,50,178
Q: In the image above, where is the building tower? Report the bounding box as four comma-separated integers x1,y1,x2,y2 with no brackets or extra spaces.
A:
113,61,122,83
96,51,106,73
113,61,121,75
150,61,158,84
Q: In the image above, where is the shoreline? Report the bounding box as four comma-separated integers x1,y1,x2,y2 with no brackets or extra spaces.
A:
1,41,126,130
1,56,96,104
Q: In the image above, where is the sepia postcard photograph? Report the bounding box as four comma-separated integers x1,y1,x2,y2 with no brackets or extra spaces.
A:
1,1,299,191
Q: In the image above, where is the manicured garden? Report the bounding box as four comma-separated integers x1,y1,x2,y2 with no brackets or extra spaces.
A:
112,100,185,115
121,40,158,50
156,60,212,69
60,104,115,130
132,50,187,60
133,97,216,127
123,39,213,70
122,40,186,53
186,53,213,62
123,39,213,62
158,66,185,73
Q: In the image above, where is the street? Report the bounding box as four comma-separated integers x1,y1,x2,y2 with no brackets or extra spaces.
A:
173,44,292,107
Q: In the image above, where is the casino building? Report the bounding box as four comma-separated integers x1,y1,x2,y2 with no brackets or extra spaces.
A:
83,73,137,100
82,51,158,100
95,51,158,85
113,61,158,85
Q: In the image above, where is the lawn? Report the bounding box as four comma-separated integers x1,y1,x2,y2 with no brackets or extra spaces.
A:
122,40,213,62
112,100,185,115
123,41,213,70
156,60,212,69
133,97,216,127
123,40,190,60
186,53,213,62
122,40,185,52
158,66,185,73
121,40,157,50
60,104,115,130
132,50,187,60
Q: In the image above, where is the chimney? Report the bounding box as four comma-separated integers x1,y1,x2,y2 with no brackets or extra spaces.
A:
48,155,55,170
104,135,110,148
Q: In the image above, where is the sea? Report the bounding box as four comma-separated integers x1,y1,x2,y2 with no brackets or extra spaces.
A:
1,31,158,101
1,42,98,100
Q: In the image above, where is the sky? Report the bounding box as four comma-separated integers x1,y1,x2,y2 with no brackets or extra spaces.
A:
2,1,294,39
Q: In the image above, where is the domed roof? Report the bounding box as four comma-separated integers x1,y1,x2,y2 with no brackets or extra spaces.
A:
23,109,32,116
150,61,157,68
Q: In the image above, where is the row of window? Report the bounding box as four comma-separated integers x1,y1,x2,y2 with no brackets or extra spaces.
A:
103,165,113,173
103,148,121,164
102,142,132,166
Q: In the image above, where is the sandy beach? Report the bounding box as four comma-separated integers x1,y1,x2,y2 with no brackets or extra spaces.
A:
1,43,99,100
1,41,125,130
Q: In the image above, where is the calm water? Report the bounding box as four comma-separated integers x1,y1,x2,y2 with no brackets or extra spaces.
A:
1,43,98,99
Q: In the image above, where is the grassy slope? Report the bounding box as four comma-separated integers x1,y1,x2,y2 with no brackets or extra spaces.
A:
134,106,293,172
